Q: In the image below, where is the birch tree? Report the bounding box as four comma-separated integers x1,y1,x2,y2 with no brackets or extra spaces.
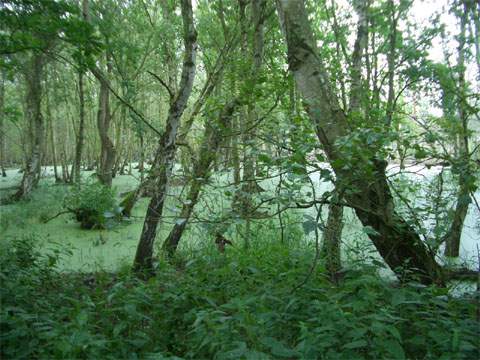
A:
133,0,198,274
276,0,444,285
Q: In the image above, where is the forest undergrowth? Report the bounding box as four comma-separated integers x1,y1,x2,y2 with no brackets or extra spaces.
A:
1,174,479,359
2,0,480,358
1,227,478,359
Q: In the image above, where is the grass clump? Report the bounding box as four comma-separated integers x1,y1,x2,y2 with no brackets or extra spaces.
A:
1,236,478,359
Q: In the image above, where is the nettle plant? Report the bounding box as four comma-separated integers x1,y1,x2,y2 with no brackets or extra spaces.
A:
64,182,124,229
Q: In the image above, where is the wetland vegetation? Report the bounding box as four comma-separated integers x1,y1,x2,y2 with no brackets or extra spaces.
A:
1,0,479,358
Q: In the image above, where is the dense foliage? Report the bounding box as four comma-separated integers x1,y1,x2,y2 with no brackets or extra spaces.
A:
1,237,478,359
0,0,479,358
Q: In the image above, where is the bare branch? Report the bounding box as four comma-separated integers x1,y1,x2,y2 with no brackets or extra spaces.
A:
148,70,175,101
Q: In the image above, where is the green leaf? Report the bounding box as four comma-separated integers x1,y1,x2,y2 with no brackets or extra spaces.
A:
343,339,367,349
384,339,406,359
387,327,402,342
260,337,299,358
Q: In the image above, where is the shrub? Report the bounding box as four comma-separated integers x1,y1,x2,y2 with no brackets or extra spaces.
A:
65,182,123,229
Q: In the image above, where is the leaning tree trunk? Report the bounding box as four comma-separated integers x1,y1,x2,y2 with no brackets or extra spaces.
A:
12,53,45,200
276,0,443,285
73,71,86,183
162,100,239,256
133,0,197,274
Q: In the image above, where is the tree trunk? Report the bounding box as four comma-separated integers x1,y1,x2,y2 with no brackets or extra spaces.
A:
231,114,241,185
48,105,60,183
112,104,125,178
320,0,369,277
163,0,264,256
162,100,239,255
96,67,116,187
322,192,344,278
119,0,209,215
160,1,179,96
444,0,471,258
385,0,397,128
472,1,480,77
82,0,115,187
133,0,197,274
0,70,6,177
73,71,86,183
139,134,145,181
238,0,251,215
276,0,444,285
177,42,229,147
348,0,368,113
237,0,267,248
12,53,45,200
444,174,470,257
61,129,71,183
61,146,69,182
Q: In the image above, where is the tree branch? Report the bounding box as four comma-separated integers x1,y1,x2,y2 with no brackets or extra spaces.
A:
148,70,175,101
